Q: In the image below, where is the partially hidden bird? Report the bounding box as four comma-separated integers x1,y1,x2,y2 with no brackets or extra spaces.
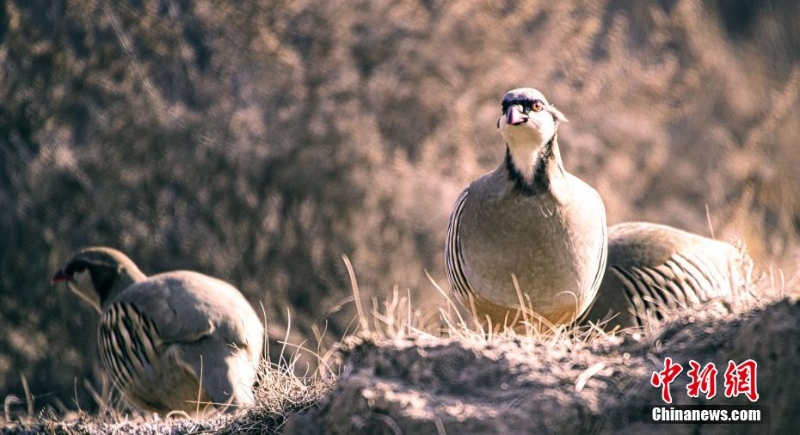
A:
582,222,753,329
52,247,264,415
445,87,607,330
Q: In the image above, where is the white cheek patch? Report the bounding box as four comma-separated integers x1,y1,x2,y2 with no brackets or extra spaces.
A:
536,115,556,142
72,270,93,291
68,270,102,312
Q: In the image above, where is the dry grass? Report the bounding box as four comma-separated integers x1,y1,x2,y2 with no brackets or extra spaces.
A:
245,247,800,431
3,0,800,416
283,254,800,433
0,320,336,434
0,257,624,432
2,249,797,433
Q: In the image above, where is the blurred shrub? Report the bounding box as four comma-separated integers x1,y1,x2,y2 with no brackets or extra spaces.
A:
0,0,797,414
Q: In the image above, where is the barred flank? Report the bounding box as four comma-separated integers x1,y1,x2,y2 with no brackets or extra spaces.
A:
98,302,161,391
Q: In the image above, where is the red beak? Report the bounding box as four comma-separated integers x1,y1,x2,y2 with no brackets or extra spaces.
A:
51,269,71,284
506,106,528,126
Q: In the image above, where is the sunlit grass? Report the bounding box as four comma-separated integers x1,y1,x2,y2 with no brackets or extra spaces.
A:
2,249,797,434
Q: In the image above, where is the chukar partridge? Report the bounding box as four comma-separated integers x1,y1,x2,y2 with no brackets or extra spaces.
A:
582,222,753,329
445,88,607,329
51,247,264,415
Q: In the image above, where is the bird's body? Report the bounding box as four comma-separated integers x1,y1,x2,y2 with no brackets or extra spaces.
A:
582,222,753,329
52,247,263,415
446,88,607,329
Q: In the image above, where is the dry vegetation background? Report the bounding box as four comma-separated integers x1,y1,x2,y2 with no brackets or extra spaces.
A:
1,0,799,418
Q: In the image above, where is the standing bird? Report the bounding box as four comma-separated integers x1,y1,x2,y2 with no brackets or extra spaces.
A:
445,88,607,330
51,247,264,415
582,222,754,329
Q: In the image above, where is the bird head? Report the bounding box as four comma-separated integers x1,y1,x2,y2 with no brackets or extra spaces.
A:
497,88,567,150
52,247,146,312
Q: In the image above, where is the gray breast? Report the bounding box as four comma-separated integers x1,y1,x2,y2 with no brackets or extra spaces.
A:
446,170,607,326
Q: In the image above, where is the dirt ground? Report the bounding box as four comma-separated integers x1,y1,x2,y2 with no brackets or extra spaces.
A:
2,293,797,434
286,297,800,434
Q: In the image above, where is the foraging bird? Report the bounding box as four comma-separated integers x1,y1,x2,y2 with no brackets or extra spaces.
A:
51,247,264,415
445,88,607,329
582,222,753,329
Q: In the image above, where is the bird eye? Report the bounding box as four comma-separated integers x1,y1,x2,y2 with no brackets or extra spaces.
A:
532,100,544,112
